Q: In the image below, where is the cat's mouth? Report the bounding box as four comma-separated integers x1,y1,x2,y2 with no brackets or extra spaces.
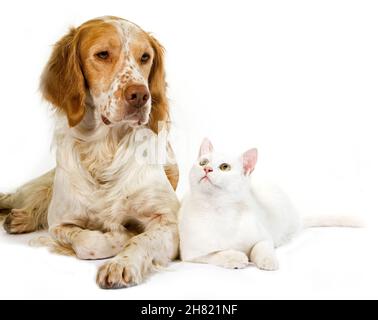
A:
199,175,220,188
200,176,211,183
199,177,222,190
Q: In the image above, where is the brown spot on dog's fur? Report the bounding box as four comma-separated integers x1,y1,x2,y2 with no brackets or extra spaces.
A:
123,218,145,234
114,87,122,99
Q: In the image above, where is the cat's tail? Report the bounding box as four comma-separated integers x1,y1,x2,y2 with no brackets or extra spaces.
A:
303,214,364,228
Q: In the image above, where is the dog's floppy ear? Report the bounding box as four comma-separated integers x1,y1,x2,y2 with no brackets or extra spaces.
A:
148,34,169,134
40,27,86,127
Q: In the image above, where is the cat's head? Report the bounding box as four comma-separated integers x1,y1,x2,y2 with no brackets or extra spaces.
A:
189,138,258,194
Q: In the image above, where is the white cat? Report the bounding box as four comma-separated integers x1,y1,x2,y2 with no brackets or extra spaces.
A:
178,138,360,270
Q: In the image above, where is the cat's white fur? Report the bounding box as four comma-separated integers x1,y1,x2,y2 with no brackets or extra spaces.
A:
178,138,360,270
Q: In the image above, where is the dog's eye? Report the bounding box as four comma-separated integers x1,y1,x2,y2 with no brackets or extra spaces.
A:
199,159,209,166
96,51,109,60
219,163,231,171
141,53,150,64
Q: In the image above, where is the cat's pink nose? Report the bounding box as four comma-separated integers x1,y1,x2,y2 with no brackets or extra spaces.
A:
204,167,213,174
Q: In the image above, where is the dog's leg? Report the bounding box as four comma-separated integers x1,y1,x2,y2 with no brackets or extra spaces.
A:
96,212,178,289
2,170,53,234
4,209,42,234
49,224,131,260
96,186,180,289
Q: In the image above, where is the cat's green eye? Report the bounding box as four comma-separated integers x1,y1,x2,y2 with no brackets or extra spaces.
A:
199,159,209,166
219,163,231,171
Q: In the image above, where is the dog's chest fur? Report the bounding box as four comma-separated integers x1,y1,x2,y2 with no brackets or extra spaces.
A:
77,130,123,185
50,120,168,228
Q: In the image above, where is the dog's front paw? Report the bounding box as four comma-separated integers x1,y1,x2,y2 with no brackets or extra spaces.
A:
96,259,142,289
254,254,279,271
216,250,249,269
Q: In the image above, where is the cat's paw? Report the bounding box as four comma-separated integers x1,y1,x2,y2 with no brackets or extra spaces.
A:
216,250,249,269
254,254,279,271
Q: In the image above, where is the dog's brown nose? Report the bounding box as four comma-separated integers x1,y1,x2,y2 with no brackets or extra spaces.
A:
125,85,150,108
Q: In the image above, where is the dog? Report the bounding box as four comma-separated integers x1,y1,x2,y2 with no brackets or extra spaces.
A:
0,16,180,289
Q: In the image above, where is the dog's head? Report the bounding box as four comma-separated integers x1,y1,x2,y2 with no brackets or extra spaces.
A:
41,16,168,132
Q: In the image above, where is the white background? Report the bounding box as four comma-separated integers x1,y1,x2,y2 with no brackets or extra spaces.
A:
0,0,377,299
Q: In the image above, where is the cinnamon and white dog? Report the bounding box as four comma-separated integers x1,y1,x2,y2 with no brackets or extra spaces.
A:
0,16,180,289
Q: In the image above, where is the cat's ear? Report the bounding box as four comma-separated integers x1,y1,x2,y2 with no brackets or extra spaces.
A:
242,148,258,176
198,138,214,157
